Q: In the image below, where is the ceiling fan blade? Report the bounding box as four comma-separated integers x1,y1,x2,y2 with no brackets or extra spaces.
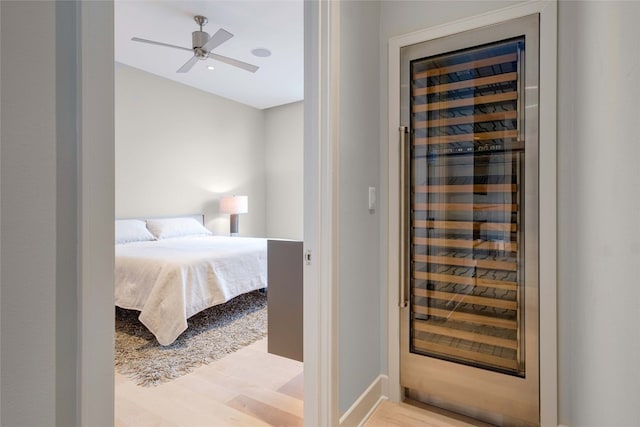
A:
131,37,192,53
177,55,199,73
201,28,233,52
208,53,259,73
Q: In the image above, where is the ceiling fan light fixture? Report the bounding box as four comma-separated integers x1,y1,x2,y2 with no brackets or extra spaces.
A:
251,48,271,58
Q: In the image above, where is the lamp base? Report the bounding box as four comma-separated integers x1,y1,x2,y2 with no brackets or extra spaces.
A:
229,214,239,236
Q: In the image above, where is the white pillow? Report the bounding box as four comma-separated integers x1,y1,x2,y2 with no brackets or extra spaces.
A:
115,219,156,244
146,217,212,240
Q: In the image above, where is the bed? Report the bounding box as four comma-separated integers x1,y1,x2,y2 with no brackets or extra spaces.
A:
114,216,267,345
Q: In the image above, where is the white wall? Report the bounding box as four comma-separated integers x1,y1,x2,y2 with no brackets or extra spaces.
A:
264,101,304,239
338,1,382,414
115,64,266,237
557,2,640,425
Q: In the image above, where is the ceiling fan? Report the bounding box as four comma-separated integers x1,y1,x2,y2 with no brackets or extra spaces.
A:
131,15,259,74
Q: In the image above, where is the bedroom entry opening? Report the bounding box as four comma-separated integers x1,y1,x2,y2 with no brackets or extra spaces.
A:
398,14,540,426
113,2,305,424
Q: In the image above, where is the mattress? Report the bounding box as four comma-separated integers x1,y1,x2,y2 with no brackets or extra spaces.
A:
115,235,267,345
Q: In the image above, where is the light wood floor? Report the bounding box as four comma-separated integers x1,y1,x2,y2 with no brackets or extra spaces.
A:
364,399,493,427
116,337,491,427
115,337,304,427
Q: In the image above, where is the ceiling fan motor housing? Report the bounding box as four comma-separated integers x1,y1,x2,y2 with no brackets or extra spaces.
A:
192,31,210,50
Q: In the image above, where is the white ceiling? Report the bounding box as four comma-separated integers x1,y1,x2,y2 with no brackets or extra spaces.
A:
115,0,303,110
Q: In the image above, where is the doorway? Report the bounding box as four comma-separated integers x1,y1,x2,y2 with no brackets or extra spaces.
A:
109,3,302,426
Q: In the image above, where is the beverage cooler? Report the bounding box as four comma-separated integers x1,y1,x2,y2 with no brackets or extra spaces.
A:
399,15,540,425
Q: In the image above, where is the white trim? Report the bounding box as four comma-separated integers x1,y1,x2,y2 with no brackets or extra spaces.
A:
339,375,389,427
303,0,340,425
78,1,115,425
380,371,390,398
386,1,557,425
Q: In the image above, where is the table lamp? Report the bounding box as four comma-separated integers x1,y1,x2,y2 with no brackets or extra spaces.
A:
220,195,248,236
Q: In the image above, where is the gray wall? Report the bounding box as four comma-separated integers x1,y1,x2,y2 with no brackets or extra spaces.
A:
378,1,640,425
557,2,640,425
116,65,303,239
1,3,300,423
335,3,522,414
1,1,57,423
4,1,639,425
0,1,86,425
338,0,382,414
377,0,521,384
264,101,304,240
115,64,267,237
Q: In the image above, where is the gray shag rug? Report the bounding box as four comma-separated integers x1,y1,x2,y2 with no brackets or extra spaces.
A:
115,290,267,387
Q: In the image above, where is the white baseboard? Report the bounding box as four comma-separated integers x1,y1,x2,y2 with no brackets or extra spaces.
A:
339,375,389,427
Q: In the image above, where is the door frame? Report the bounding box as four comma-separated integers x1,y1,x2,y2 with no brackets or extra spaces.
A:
303,0,340,425
78,1,334,425
386,1,557,425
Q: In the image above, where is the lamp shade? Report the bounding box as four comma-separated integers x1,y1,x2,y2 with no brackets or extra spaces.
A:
220,195,248,215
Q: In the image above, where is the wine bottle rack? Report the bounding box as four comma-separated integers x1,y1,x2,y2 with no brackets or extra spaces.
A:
409,38,525,376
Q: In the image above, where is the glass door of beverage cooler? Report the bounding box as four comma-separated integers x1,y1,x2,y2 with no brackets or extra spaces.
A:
399,15,540,426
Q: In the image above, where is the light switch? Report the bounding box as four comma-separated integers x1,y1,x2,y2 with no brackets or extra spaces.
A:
368,187,376,211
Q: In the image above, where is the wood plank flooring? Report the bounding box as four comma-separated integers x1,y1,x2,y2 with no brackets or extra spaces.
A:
363,399,493,427
115,337,304,427
116,337,495,427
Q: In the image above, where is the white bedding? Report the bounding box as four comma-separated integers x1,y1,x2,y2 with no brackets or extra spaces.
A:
115,235,267,345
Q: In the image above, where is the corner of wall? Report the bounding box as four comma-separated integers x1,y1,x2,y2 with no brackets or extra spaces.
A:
339,375,388,427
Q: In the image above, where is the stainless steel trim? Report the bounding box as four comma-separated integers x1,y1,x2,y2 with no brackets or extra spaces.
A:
399,14,541,426
399,125,409,309
517,45,523,143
